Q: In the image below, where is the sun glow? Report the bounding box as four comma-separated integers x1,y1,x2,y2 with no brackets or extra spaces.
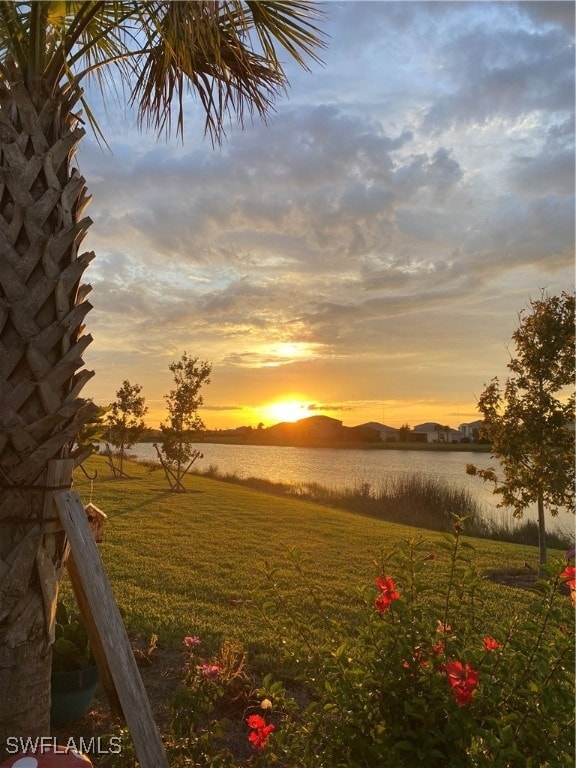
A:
264,400,311,423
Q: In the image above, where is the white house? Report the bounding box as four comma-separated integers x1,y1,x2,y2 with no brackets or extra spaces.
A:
413,422,460,443
458,420,484,440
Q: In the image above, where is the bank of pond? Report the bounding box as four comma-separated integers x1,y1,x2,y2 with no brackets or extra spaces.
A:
105,444,574,549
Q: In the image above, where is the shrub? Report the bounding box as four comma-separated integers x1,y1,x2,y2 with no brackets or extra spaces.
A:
156,525,574,766
254,527,575,766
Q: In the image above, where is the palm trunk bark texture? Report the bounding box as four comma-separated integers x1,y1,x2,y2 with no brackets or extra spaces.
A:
0,61,96,748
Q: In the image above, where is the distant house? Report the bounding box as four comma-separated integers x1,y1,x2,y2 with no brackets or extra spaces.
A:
296,415,344,440
357,422,400,442
458,420,484,441
266,415,344,442
345,424,382,442
413,422,460,443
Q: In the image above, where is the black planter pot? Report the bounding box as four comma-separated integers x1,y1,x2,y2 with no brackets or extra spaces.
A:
50,665,99,726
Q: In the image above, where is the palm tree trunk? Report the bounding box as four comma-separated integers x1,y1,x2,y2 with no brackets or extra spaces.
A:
0,62,96,748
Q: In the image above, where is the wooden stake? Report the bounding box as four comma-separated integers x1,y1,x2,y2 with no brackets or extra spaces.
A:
55,490,168,768
66,553,123,720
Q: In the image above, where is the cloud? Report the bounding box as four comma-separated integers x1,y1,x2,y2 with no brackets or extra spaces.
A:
422,24,574,131
201,404,245,412
84,79,573,370
84,104,463,278
519,1,575,33
508,116,575,197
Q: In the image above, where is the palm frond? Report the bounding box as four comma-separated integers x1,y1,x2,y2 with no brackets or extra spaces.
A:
244,1,326,71
0,0,326,144
0,1,29,71
129,0,324,142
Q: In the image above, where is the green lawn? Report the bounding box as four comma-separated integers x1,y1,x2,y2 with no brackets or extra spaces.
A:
68,456,560,665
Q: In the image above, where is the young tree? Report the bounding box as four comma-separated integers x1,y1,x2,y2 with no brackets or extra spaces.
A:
467,291,575,566
155,354,212,492
75,404,110,456
106,381,148,477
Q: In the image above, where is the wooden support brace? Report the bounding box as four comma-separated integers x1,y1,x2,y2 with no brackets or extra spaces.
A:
66,553,123,721
55,489,168,768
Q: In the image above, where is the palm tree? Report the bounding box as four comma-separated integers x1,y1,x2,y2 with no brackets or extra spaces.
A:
0,1,324,745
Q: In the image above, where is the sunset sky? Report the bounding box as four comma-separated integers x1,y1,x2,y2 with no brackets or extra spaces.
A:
79,1,575,430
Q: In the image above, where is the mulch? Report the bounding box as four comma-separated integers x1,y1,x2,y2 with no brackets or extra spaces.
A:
51,641,183,759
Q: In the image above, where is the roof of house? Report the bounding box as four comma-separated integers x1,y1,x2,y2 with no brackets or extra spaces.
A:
413,422,444,431
358,421,399,431
298,415,343,426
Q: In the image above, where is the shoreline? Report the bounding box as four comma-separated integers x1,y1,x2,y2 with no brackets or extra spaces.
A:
140,435,492,452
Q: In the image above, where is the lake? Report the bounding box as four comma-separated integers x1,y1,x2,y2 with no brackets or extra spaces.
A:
125,442,574,536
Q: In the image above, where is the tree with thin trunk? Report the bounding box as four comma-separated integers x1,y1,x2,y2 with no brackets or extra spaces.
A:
155,353,212,492
0,1,324,748
106,379,147,477
466,291,575,567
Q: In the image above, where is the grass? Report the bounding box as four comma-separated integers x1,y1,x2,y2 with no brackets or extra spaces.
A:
186,463,574,549
66,455,568,672
190,465,482,531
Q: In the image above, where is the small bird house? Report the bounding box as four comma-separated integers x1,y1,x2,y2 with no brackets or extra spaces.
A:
84,502,108,543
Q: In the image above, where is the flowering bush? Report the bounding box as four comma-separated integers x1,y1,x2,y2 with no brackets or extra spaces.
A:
255,526,575,767
168,637,252,765
162,525,574,766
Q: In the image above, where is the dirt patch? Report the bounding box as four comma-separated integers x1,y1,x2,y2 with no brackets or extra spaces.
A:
52,640,183,748
486,568,539,590
50,640,296,763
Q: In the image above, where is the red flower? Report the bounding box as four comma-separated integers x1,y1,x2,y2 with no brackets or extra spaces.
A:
443,661,479,707
247,714,275,750
431,640,445,656
560,565,576,605
560,565,576,589
483,637,500,651
375,576,400,613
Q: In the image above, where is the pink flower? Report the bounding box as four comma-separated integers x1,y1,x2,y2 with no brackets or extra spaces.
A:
247,714,275,749
196,663,220,679
374,576,400,613
184,636,200,647
483,637,500,651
